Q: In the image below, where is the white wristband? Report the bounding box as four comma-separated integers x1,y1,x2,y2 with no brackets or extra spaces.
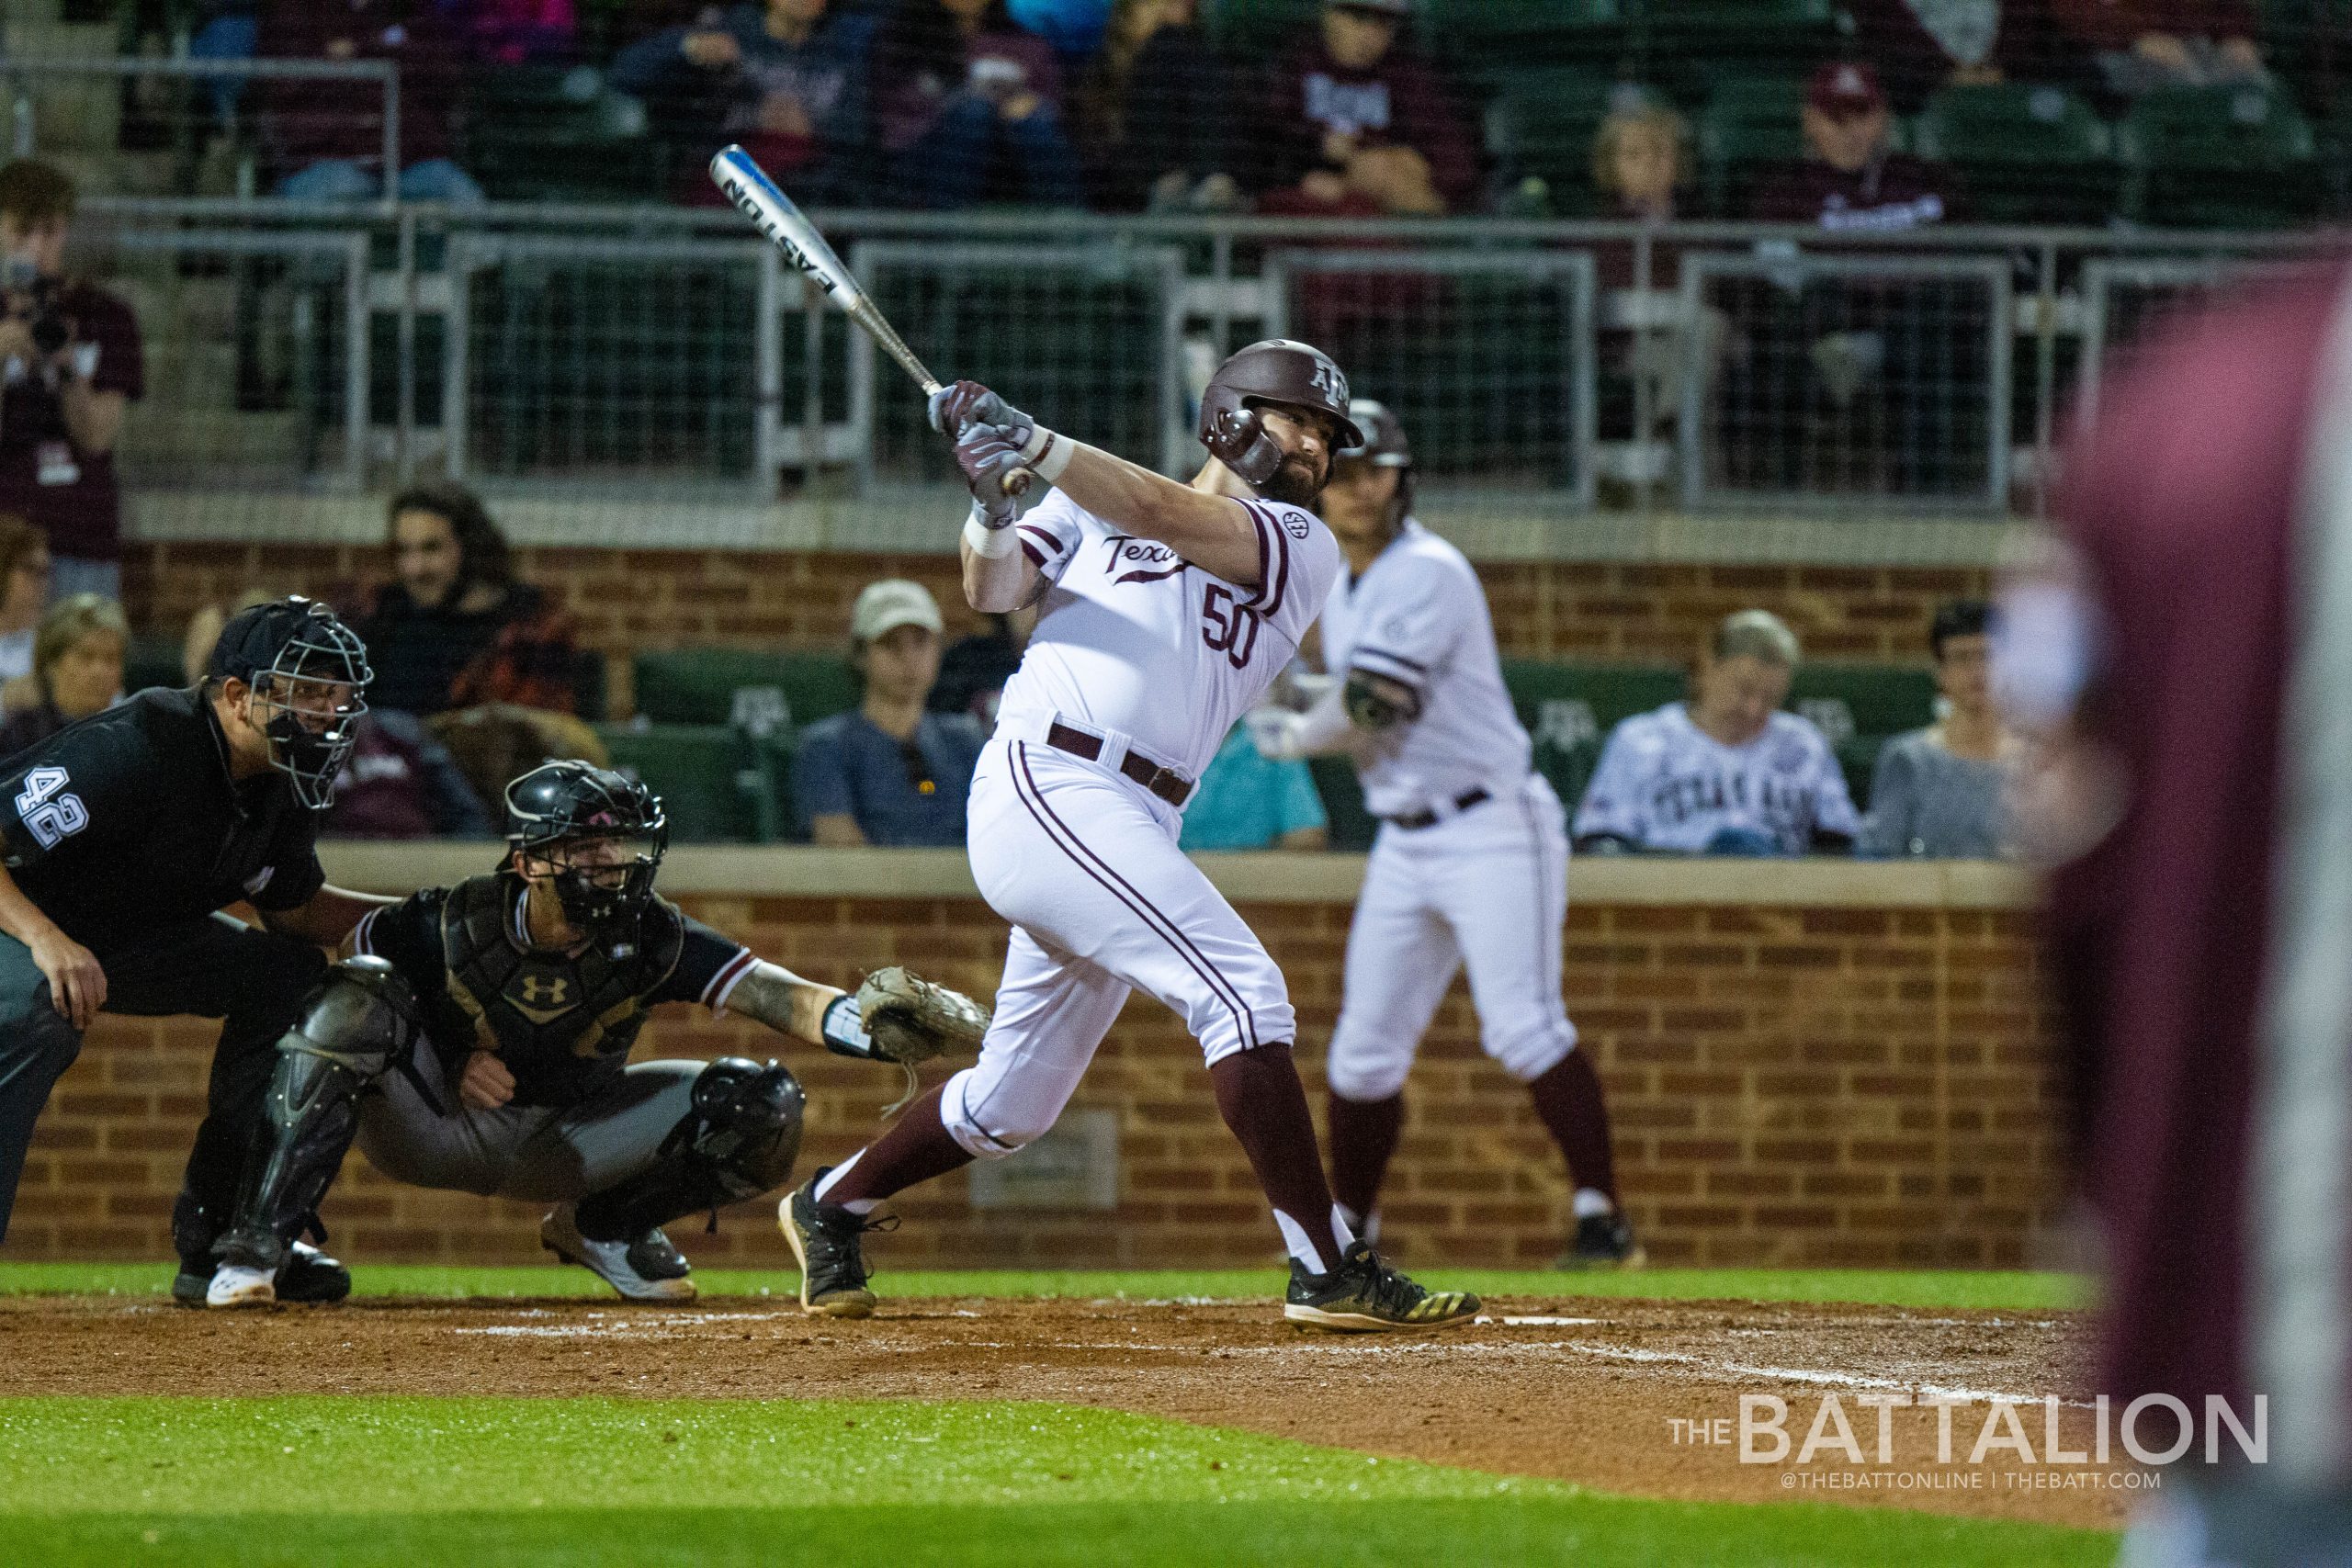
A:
964,507,1020,558
1020,425,1076,483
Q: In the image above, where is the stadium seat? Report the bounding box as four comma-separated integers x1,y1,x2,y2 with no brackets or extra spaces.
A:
631,649,859,731
1205,0,1324,58
1425,0,1625,73
1697,75,1810,215
1837,733,1889,814
2118,85,2322,228
1537,735,1606,818
1786,665,1938,745
1648,0,1840,98
595,724,777,843
1484,68,1623,215
1307,755,1381,852
1500,661,1687,741
465,66,663,204
1912,84,2117,225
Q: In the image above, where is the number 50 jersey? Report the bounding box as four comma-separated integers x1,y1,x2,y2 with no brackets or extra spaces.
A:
995,489,1342,784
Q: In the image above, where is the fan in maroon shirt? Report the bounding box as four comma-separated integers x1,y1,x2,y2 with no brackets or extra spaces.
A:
1251,0,1476,218
1748,62,1962,231
2008,259,2352,1562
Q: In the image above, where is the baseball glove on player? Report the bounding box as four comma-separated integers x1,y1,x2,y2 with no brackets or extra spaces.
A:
855,967,990,1113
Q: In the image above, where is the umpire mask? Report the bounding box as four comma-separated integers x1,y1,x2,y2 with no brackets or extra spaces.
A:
209,597,372,810
505,762,671,936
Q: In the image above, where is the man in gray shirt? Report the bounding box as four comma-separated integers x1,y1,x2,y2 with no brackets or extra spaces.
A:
1860,599,2013,859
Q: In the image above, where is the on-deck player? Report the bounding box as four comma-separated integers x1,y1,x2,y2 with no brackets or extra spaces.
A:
1250,400,1640,1268
777,340,1480,1332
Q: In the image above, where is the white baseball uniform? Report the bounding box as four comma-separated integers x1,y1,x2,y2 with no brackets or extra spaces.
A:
1573,703,1860,854
1318,519,1580,1101
939,488,1341,1161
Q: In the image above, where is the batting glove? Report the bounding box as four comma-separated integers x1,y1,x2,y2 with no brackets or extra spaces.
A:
1204,406,1284,487
1244,706,1311,761
929,378,1035,442
957,421,1046,525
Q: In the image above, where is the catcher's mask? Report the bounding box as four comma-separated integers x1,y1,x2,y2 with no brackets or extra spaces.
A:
207,596,372,810
504,761,670,934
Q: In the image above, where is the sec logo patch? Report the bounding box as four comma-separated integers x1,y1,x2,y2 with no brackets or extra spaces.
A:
1283,513,1310,539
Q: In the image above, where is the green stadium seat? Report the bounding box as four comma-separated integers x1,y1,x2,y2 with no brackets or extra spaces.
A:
755,727,811,844
2119,85,2322,228
1501,661,1687,740
1484,68,1623,215
1698,75,1810,215
1427,0,1626,72
1912,84,2117,224
466,66,664,204
1537,735,1606,817
595,724,777,843
1205,0,1324,58
631,649,859,731
1306,755,1381,852
1649,0,1840,97
1787,665,1938,745
1836,733,1891,814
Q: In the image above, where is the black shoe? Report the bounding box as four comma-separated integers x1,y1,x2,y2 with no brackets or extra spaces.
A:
542,1204,696,1303
1283,1241,1480,1333
778,1168,892,1318
1557,1211,1645,1270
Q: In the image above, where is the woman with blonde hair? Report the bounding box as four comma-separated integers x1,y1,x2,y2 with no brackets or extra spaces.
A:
0,592,127,758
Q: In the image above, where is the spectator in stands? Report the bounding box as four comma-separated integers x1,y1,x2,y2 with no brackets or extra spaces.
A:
2047,0,2266,96
928,605,1034,721
1750,62,1960,230
0,162,142,604
1180,723,1329,852
1589,93,1706,506
1073,0,1240,212
262,0,483,204
440,0,580,65
1253,0,1475,217
870,0,1084,209
0,516,50,715
1843,0,2065,113
612,0,876,205
1593,91,1688,228
325,711,495,839
0,593,127,759
356,483,582,716
1860,599,2016,858
794,579,984,847
1574,610,1860,856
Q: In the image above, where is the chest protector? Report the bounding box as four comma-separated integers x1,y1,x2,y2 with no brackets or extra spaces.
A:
436,874,686,1081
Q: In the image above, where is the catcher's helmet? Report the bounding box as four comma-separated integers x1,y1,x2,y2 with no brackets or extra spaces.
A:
1198,339,1365,451
504,761,670,932
208,595,372,811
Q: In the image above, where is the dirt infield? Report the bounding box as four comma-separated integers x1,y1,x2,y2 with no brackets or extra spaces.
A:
0,1292,2129,1530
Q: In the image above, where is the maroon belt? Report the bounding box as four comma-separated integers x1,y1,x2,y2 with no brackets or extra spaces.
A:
1046,722,1194,807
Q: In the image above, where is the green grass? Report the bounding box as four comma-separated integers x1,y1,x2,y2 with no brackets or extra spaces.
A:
0,1261,2091,1312
0,1396,2119,1568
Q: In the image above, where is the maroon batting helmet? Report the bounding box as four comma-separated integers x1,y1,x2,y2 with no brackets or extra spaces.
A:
1197,340,1365,451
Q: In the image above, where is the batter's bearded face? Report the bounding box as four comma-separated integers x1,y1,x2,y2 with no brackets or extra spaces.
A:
1250,404,1339,507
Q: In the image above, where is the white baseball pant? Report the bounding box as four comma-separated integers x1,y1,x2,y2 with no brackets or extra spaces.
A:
941,737,1296,1159
1325,773,1579,1101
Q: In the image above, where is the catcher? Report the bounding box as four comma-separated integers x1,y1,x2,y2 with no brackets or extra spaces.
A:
203,760,987,1307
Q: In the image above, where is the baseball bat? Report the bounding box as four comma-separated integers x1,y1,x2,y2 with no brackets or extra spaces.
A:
710,145,1035,497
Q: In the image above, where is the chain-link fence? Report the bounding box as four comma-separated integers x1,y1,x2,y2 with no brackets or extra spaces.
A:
58,201,2326,543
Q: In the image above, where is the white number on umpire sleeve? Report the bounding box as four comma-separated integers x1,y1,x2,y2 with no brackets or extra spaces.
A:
16,766,89,850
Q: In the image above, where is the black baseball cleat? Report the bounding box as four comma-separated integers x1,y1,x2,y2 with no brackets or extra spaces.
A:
541,1204,697,1303
1557,1211,1646,1270
779,1168,891,1318
1283,1241,1480,1333
173,1240,352,1308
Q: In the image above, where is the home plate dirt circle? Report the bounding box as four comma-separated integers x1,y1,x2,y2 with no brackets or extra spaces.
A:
0,1292,2129,1529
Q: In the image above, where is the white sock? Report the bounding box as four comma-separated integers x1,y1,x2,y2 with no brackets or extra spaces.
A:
1272,1208,1327,1275
1330,1204,1360,1251
1573,1187,1616,1220
815,1154,879,1215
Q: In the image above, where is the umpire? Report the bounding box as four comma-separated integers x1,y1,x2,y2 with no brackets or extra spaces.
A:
0,596,389,1301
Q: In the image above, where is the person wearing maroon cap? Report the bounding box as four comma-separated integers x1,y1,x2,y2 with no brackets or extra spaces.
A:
1750,62,1959,231
2006,260,2352,1564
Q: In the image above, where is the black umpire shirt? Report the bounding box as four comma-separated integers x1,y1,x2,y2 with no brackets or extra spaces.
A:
0,686,325,951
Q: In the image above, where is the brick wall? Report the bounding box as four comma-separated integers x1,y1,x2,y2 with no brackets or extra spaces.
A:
121,544,1991,713
8,893,2063,1272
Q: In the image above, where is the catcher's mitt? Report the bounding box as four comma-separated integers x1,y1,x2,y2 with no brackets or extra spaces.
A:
855,966,989,1113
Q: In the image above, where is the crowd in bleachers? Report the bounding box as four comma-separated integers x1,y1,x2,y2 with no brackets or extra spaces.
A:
63,0,2352,225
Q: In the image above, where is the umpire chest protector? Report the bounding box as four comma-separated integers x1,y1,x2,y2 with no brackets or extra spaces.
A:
436,874,685,1100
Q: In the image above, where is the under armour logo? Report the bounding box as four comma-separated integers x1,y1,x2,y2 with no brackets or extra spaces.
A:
518,975,571,1007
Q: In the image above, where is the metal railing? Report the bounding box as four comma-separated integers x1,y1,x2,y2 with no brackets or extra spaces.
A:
51,197,2341,550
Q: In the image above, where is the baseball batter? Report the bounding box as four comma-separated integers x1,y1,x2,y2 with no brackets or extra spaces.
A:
1250,400,1639,1268
778,341,1478,1332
